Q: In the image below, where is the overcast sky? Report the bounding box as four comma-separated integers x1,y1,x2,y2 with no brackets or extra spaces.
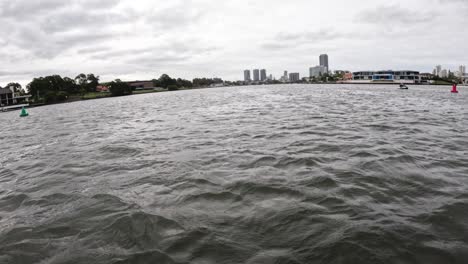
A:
0,0,467,86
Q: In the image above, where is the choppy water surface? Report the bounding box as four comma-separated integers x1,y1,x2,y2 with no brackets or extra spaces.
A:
1,84,468,264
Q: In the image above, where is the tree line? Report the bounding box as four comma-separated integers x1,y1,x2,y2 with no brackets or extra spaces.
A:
3,73,225,105
152,74,223,90
27,74,102,104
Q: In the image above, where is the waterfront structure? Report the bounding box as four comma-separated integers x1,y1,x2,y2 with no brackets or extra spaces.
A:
244,70,251,82
0,87,13,106
319,54,329,72
289,73,300,82
0,86,30,107
342,72,353,81
420,73,435,84
96,85,109,92
126,80,154,90
351,70,421,84
310,66,328,78
260,69,267,81
253,69,260,82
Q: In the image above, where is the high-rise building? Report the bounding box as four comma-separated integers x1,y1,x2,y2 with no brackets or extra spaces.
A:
435,65,442,77
279,71,289,83
260,69,267,81
440,69,448,78
253,69,260,82
319,54,329,72
244,70,251,82
310,66,328,77
458,65,466,79
289,73,300,82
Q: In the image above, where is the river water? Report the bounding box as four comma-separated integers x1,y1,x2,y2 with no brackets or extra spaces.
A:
0,84,467,264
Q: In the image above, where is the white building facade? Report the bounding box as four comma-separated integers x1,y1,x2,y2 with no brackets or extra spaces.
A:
310,66,328,78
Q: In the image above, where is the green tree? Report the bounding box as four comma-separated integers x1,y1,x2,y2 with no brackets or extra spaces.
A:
62,77,78,94
176,78,193,88
86,74,99,92
75,73,87,94
192,78,223,87
156,74,177,88
109,80,132,96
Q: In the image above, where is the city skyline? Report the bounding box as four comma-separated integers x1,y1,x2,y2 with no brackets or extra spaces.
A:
1,0,468,87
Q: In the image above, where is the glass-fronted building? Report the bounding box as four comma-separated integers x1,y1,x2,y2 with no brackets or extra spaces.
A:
352,71,421,84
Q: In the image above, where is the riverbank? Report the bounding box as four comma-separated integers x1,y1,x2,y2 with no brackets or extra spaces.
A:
11,87,208,110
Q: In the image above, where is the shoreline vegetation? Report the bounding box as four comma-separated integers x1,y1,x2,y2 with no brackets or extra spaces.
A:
1,72,462,109
13,73,229,107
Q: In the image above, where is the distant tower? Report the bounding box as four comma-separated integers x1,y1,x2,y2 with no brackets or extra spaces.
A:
260,69,267,81
435,65,442,77
458,65,466,79
253,69,260,82
244,70,251,82
319,54,329,72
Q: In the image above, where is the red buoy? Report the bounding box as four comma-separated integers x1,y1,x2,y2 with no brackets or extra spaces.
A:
452,84,459,93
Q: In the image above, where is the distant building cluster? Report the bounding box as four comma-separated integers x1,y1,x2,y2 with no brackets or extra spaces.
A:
242,55,466,85
243,54,330,84
243,68,269,83
432,65,466,83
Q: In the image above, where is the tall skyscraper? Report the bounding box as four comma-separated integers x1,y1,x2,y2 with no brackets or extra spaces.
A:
260,69,267,81
244,70,251,82
319,54,329,72
253,69,260,82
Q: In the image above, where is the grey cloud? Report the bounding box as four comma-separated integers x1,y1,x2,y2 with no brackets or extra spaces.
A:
261,43,292,50
77,46,111,55
5,23,116,59
264,29,354,50
41,9,137,33
126,55,190,66
146,2,204,30
0,0,121,18
357,5,436,25
0,70,30,77
90,48,155,60
0,0,66,18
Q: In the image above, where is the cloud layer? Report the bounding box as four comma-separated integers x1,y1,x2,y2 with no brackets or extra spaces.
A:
0,0,467,86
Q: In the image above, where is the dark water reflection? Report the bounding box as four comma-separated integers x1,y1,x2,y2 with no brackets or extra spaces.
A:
1,84,468,263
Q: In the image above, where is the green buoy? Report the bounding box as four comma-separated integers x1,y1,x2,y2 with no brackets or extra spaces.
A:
20,107,29,117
